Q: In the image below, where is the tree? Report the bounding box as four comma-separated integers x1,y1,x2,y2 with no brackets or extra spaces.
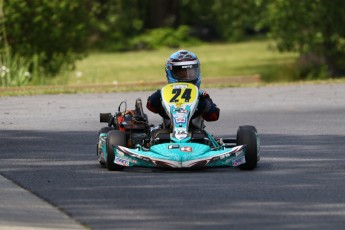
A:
3,0,91,76
267,0,345,77
89,0,149,51
90,0,269,48
209,0,269,41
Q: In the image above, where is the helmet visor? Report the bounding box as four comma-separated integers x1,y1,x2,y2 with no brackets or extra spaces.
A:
171,61,200,82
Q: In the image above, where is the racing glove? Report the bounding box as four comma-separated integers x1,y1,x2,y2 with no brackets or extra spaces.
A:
195,92,220,121
199,90,209,98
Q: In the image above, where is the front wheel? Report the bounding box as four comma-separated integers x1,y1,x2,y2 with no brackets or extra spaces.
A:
106,130,126,171
236,126,259,170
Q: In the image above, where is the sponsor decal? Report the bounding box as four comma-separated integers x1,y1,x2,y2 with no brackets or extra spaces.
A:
182,65,193,69
232,157,246,167
175,117,186,123
174,108,188,113
180,147,193,152
175,133,187,140
115,156,129,166
174,129,188,140
172,84,188,89
168,144,180,149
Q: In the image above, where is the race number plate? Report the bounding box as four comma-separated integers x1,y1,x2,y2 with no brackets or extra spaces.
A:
161,83,198,107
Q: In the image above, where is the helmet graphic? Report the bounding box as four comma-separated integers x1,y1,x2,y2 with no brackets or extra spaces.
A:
165,50,201,88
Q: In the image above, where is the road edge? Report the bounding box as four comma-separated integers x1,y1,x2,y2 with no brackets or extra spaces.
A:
0,174,87,230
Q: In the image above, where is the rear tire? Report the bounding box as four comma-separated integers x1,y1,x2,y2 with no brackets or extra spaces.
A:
99,127,114,134
106,130,126,171
238,125,257,133
237,126,258,170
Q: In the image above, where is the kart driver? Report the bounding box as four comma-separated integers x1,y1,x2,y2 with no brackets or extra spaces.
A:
146,50,220,122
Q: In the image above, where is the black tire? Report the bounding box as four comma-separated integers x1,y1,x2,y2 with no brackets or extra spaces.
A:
237,126,258,170
106,130,126,171
99,127,114,135
238,125,257,133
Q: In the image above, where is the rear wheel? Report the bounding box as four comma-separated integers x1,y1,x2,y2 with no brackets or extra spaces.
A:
238,125,257,133
237,126,258,170
106,130,126,171
99,127,114,134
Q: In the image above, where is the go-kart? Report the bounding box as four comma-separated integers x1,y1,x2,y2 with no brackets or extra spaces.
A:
97,83,260,171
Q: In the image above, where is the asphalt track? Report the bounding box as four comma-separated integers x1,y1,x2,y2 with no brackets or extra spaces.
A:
1,83,345,229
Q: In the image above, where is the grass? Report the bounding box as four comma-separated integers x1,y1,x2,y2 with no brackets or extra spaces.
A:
5,39,344,96
52,40,298,85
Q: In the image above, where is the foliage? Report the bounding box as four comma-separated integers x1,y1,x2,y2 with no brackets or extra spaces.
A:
129,25,201,50
89,0,149,51
0,54,31,87
2,0,90,77
267,0,345,78
1,0,345,86
179,0,269,41
89,0,269,49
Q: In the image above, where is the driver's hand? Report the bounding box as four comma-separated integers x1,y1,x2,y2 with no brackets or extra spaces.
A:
199,90,209,98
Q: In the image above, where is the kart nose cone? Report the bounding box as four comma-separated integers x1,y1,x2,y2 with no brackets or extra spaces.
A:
114,143,246,168
150,143,212,161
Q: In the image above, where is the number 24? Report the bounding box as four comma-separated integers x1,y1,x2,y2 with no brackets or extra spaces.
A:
170,88,192,102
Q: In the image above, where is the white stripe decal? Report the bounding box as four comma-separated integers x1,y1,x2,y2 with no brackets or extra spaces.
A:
171,60,198,66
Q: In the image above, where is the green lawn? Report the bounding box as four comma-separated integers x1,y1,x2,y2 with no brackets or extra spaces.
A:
1,40,303,96
55,40,298,85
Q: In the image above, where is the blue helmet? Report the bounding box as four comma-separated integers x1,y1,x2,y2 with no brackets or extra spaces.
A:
165,50,201,88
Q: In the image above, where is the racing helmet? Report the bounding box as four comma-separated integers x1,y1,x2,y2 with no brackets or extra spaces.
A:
165,50,201,88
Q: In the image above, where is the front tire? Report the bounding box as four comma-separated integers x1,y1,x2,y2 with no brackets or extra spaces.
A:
237,126,258,170
106,130,126,171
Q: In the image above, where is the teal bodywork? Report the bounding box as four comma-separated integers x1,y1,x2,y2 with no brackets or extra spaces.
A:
99,132,247,168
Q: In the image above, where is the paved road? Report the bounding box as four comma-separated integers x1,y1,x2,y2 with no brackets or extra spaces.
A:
1,83,345,229
0,175,85,230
